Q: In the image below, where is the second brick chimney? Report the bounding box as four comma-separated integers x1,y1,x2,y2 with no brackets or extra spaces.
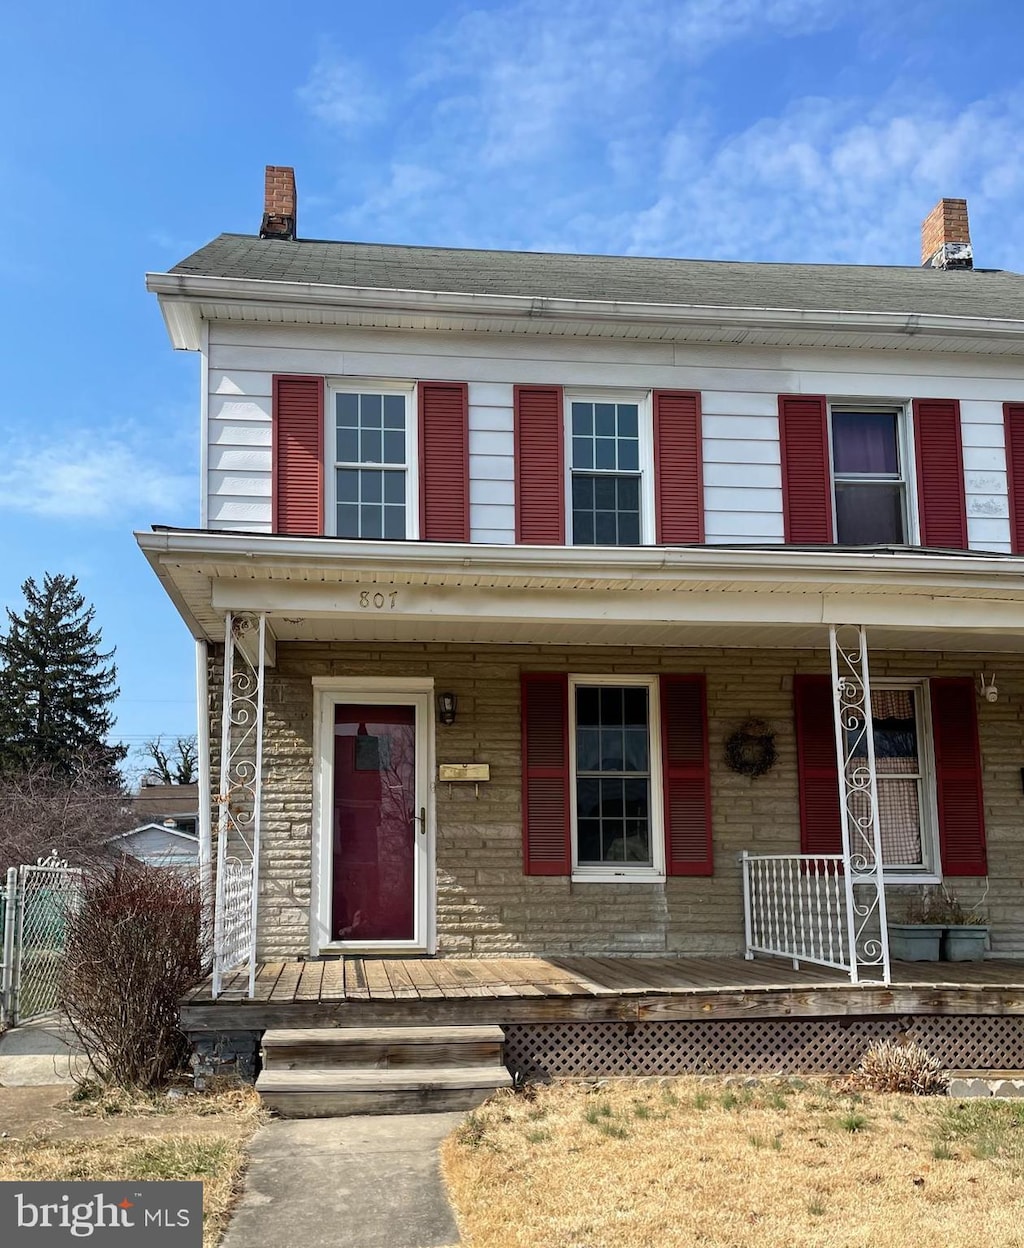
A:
260,166,297,241
921,198,972,269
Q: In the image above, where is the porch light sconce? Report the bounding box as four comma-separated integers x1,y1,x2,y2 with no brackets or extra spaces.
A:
437,692,458,726
979,673,999,704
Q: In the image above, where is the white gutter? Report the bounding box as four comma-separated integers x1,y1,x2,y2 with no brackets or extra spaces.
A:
136,527,1024,594
144,271,1024,351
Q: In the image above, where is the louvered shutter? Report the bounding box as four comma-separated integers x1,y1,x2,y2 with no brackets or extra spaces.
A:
660,675,713,875
521,673,570,875
794,675,842,856
779,395,833,544
514,385,565,544
419,381,469,541
913,399,968,548
1004,403,1024,553
930,678,987,876
272,375,324,535
654,390,704,544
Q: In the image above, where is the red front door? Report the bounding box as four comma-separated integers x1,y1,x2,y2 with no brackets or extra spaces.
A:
332,704,418,942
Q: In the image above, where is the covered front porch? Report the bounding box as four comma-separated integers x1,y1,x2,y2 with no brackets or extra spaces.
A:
137,529,1024,1000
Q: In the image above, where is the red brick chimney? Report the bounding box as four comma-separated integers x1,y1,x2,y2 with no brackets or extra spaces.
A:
921,198,972,269
260,166,297,240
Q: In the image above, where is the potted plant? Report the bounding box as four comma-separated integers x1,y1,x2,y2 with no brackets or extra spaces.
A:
936,890,989,962
888,890,944,961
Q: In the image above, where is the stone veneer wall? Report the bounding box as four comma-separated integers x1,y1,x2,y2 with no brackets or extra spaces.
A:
205,644,1024,960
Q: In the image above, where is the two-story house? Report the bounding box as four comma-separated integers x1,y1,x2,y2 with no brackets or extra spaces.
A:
143,169,1024,1108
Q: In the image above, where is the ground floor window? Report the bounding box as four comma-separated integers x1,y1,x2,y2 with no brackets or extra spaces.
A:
850,682,938,877
570,677,664,880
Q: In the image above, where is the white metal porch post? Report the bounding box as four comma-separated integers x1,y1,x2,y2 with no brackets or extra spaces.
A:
212,612,267,999
829,624,891,985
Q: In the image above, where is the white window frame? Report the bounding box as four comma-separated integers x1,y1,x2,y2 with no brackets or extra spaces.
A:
325,378,419,541
868,678,941,885
563,390,655,546
568,674,666,883
827,400,919,546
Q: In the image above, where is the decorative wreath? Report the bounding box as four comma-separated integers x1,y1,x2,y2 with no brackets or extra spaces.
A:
724,718,778,777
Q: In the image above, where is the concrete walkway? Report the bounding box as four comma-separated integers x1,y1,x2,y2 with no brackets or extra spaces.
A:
0,1014,85,1086
222,1113,463,1248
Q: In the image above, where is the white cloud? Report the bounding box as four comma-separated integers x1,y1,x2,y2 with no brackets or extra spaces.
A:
412,0,850,168
0,432,195,522
297,47,384,132
297,1,1024,273
626,92,1024,263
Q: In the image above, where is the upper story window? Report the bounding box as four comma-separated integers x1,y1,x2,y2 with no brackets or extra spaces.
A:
330,385,417,540
830,406,910,545
568,396,652,545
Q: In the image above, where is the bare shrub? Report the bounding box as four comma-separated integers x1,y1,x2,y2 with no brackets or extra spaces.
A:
60,862,209,1089
858,1038,948,1095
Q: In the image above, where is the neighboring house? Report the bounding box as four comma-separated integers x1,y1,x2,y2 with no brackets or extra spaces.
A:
106,822,200,870
130,782,200,839
138,169,1024,1095
107,782,200,868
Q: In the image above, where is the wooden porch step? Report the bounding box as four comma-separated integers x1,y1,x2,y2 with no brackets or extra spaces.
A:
261,1025,506,1070
256,1064,513,1117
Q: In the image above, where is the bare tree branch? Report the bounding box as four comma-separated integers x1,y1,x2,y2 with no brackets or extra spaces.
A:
138,735,198,787
0,752,133,873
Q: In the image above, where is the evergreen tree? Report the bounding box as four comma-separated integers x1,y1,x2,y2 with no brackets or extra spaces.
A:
0,573,126,783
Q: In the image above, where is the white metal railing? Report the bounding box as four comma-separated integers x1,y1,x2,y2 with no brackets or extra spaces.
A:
213,859,253,991
212,612,266,999
829,624,891,985
742,852,851,973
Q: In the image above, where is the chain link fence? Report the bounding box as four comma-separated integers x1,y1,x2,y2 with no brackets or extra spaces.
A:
1,855,83,1028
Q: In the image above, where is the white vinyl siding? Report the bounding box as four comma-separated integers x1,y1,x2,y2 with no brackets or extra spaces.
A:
207,376,273,531
959,399,1012,552
204,325,1024,552
469,382,514,543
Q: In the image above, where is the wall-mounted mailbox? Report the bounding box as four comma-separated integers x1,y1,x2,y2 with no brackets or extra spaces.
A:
438,763,490,782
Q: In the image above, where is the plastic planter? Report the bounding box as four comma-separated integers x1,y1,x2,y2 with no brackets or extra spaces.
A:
887,923,943,961
941,925,989,962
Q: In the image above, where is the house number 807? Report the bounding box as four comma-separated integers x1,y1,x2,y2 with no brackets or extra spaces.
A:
359,591,398,610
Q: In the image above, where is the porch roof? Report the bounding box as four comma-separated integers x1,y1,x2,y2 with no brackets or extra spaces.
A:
137,527,1024,654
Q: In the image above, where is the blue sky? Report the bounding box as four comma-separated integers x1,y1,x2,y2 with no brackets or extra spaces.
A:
2,0,1024,776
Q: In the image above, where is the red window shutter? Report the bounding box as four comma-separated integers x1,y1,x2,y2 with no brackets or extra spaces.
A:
272,375,324,535
779,395,833,544
660,675,713,876
913,399,968,548
419,381,469,542
514,385,564,544
930,678,987,876
1004,403,1024,553
521,673,570,875
793,675,842,856
654,390,704,544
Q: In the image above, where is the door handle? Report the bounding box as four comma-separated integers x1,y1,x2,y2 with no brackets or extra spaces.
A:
415,806,427,836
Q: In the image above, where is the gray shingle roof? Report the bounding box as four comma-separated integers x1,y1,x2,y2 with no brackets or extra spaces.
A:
168,233,1024,320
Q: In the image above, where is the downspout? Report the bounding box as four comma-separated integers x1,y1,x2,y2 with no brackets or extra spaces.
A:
195,639,213,911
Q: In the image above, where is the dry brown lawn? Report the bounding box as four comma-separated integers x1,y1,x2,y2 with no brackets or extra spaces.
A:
0,1083,266,1247
441,1077,1024,1248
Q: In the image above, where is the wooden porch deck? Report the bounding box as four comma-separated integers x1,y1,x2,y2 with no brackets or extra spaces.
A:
180,955,1024,1031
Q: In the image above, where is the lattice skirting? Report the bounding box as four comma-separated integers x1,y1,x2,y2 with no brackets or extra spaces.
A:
503,1016,1024,1078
